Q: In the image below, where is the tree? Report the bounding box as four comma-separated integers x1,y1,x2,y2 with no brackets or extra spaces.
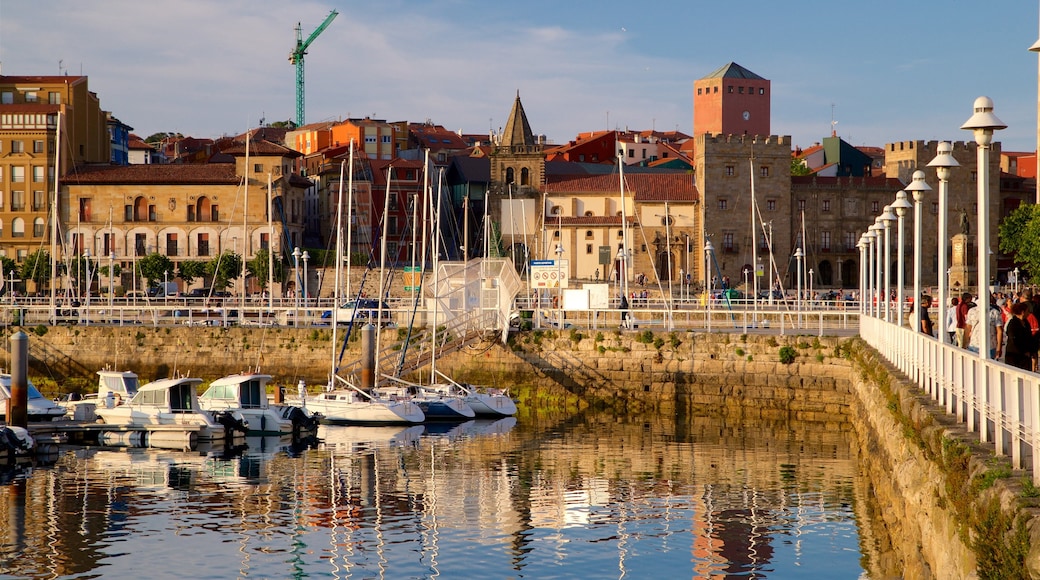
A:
137,252,174,287
206,251,242,291
20,249,51,291
999,204,1040,281
177,260,207,286
144,132,183,144
791,158,812,177
246,249,285,290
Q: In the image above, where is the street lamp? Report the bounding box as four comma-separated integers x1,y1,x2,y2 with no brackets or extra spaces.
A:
302,250,310,308
84,249,92,325
928,141,960,344
891,191,913,327
704,240,714,332
905,170,932,332
292,247,302,309
163,269,169,306
808,268,814,309
108,251,115,317
870,220,884,318
794,247,804,327
1013,267,1021,295
880,204,897,322
555,243,564,328
857,235,869,315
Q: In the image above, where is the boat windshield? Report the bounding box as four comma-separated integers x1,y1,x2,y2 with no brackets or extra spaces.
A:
102,375,139,397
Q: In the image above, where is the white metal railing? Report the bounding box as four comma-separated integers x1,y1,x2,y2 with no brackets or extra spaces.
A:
860,315,1040,483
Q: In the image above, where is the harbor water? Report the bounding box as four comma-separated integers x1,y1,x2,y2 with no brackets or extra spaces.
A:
0,411,869,579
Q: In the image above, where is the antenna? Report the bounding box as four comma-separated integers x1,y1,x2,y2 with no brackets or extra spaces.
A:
830,103,838,137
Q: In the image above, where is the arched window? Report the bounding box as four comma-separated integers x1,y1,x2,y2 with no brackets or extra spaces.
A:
134,196,148,221
196,196,212,222
520,167,530,186
505,167,515,184
11,217,24,238
551,205,562,215
32,217,44,237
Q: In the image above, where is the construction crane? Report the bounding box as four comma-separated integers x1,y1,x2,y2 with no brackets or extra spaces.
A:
289,10,338,128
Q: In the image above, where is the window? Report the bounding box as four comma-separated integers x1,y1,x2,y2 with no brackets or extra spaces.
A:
821,231,831,251
759,234,769,251
32,166,44,182
739,86,744,94
970,171,977,182
585,230,594,239
124,205,133,221
32,191,44,211
149,204,156,222
766,199,776,211
103,233,113,254
713,86,718,93
871,201,879,213
187,205,195,222
197,233,210,257
10,167,23,183
617,229,624,239
381,135,391,144
728,86,733,93
32,140,43,154
211,205,219,222
931,202,938,215
845,232,857,251
798,199,806,211
135,233,147,256
11,218,23,238
0,92,12,104
760,166,769,177
718,199,728,210
586,244,593,254
725,165,735,176
167,233,178,256
628,149,634,158
723,233,735,253
364,135,377,144
11,141,23,154
253,163,263,173
32,217,44,237
260,233,269,251
11,191,24,211
48,92,60,105
822,199,831,213
24,91,36,102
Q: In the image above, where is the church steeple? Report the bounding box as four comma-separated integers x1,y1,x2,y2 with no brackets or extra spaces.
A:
501,90,538,152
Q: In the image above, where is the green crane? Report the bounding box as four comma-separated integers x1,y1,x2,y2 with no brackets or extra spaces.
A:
288,10,338,128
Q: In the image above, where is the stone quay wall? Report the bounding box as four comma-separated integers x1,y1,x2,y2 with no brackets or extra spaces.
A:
9,324,1040,576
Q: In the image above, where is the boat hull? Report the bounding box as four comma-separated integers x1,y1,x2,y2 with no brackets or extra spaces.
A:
306,396,424,425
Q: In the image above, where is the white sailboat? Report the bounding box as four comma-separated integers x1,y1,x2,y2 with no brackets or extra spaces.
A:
199,373,320,436
302,143,425,425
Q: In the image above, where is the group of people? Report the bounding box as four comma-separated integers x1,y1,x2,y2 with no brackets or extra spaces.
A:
918,289,1040,372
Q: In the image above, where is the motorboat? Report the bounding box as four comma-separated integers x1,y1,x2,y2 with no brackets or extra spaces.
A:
94,376,248,441
302,375,425,425
199,373,320,436
377,377,475,421
0,373,67,421
430,372,517,418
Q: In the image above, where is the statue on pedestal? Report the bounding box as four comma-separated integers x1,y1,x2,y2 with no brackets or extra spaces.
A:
959,208,970,236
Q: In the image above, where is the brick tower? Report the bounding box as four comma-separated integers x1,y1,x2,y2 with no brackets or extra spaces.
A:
693,62,770,138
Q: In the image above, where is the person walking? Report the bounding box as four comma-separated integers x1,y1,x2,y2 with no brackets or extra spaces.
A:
965,295,1003,360
945,296,959,344
956,292,973,348
1004,302,1035,371
918,294,934,337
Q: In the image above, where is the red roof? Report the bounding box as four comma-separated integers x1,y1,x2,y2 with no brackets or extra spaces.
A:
64,163,239,185
545,173,697,202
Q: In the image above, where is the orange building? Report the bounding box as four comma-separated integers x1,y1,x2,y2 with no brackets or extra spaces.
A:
693,62,770,139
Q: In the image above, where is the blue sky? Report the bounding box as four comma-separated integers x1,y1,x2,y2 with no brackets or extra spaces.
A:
2,0,1038,152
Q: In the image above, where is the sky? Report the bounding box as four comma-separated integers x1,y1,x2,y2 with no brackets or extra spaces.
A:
1,0,1039,152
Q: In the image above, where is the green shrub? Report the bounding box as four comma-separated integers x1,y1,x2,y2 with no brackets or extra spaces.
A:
735,347,745,357
31,325,47,337
778,346,797,364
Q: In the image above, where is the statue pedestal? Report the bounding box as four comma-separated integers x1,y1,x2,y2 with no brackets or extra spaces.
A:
948,233,975,292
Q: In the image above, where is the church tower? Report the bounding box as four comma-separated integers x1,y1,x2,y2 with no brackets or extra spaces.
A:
693,62,770,138
490,91,544,193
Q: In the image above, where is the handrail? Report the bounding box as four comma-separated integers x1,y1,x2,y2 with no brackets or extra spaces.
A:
860,315,1040,484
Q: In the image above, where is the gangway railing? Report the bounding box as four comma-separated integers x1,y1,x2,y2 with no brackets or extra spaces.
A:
860,315,1040,484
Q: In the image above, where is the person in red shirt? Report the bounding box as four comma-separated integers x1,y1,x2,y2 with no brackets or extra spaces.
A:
955,292,973,348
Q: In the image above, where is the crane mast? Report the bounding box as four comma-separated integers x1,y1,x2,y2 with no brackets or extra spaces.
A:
288,10,338,127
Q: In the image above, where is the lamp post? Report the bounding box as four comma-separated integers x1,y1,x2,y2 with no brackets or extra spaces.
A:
705,240,714,332
880,205,897,322
905,170,932,332
858,236,869,314
808,268,814,309
794,247,804,327
555,243,564,328
891,191,913,327
84,249,92,325
927,141,959,344
962,97,1005,360
302,250,310,308
163,269,169,306
1013,267,1021,295
292,247,302,309
108,251,115,317
870,220,884,318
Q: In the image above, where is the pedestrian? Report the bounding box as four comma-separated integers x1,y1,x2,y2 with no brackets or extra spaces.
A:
965,295,1003,359
956,292,972,348
619,294,630,328
918,294,934,337
1004,302,1035,371
945,296,959,344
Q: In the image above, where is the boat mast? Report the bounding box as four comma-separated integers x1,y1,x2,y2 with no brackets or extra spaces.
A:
267,173,273,310
345,140,355,300
48,111,62,323
750,155,758,321
331,158,347,380
377,164,393,378
618,154,630,306
430,170,443,384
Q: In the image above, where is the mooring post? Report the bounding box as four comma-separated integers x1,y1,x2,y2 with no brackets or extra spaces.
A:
9,331,28,428
361,323,375,391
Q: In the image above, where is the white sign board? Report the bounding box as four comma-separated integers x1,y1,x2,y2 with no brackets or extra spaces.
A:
583,283,611,309
531,259,569,289
562,288,588,311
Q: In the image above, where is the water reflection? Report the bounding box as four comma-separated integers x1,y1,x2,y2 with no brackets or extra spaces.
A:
0,412,869,579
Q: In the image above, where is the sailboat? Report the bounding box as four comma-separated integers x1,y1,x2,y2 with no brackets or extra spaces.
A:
301,144,424,425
